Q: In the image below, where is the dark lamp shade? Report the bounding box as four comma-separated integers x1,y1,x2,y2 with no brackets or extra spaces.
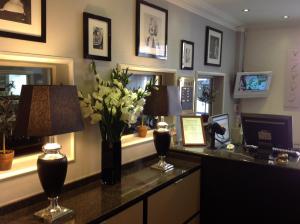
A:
143,85,182,116
14,85,84,137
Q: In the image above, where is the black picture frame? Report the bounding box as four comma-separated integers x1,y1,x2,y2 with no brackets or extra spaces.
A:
136,0,168,60
180,40,194,70
204,26,223,67
83,12,111,61
0,0,46,42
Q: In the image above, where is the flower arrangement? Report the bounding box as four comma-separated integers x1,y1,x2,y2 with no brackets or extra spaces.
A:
78,62,156,143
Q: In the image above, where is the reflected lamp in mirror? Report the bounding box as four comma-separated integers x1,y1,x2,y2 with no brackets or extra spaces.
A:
14,85,84,223
144,85,182,171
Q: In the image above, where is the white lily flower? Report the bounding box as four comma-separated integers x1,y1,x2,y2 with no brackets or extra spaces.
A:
81,106,93,118
78,91,83,98
94,100,103,110
137,98,145,106
83,94,92,104
111,107,117,115
95,74,101,81
90,113,102,124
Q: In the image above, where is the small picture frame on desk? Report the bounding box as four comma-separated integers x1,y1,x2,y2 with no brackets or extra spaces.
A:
180,115,206,146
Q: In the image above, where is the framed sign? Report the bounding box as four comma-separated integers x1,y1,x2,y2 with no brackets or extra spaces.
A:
136,0,168,60
181,116,206,146
0,0,46,42
204,26,223,67
83,12,111,61
180,40,194,70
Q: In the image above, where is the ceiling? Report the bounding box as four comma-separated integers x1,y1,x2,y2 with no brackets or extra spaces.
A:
166,0,300,30
204,0,300,26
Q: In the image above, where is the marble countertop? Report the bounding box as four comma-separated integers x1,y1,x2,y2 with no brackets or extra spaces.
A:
1,153,200,224
172,145,300,171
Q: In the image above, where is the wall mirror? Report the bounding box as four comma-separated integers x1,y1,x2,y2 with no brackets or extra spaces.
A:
195,71,225,117
119,64,177,148
0,65,53,156
0,52,74,180
123,72,161,135
0,66,52,95
119,64,176,137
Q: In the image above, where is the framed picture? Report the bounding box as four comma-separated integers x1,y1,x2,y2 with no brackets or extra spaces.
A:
136,0,168,60
180,40,194,70
204,26,223,67
83,12,111,61
180,115,206,146
0,0,46,42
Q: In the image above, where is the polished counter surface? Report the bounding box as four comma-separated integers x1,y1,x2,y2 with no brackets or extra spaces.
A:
1,153,200,224
172,145,300,171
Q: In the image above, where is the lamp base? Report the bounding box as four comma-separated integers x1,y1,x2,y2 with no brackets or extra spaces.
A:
34,197,74,223
151,156,174,172
35,206,74,223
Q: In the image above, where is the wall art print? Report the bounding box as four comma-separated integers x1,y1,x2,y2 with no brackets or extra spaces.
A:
0,0,46,42
83,12,111,61
136,0,168,60
204,26,223,67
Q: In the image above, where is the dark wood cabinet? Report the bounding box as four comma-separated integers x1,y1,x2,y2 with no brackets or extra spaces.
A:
201,156,300,223
101,201,143,224
101,170,201,224
148,170,200,224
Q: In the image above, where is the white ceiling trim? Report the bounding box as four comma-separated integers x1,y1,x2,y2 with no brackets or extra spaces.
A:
165,0,243,31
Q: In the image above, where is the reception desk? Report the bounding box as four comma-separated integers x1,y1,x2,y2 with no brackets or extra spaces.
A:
173,146,300,223
3,144,300,223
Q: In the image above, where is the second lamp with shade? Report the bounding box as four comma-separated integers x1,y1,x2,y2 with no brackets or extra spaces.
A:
143,85,182,171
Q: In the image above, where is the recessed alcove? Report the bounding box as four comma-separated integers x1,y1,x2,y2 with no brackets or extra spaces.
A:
195,71,226,116
118,64,179,164
0,51,75,181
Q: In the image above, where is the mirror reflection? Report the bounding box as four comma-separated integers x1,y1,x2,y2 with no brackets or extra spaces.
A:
123,73,161,135
0,66,52,157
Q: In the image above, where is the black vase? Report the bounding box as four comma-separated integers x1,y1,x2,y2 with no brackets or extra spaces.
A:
35,146,73,222
101,140,121,185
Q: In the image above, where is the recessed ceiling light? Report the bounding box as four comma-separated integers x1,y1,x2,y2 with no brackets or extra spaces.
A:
243,9,249,12
283,16,289,19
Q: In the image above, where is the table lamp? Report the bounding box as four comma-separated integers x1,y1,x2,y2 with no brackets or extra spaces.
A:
143,85,182,171
14,85,84,223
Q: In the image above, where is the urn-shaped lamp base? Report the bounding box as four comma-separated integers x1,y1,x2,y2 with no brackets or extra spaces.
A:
34,197,74,223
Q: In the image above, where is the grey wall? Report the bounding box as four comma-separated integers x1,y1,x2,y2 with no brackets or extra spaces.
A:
242,25,300,146
0,0,237,206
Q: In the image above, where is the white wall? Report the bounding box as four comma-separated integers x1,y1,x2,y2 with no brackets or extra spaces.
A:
0,0,237,207
241,25,300,146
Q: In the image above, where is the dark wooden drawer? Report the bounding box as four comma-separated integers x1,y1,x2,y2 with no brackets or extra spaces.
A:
148,170,200,224
101,201,143,224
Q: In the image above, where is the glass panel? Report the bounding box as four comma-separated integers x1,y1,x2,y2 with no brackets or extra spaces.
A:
0,66,52,157
127,74,154,90
8,75,27,95
196,78,211,114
